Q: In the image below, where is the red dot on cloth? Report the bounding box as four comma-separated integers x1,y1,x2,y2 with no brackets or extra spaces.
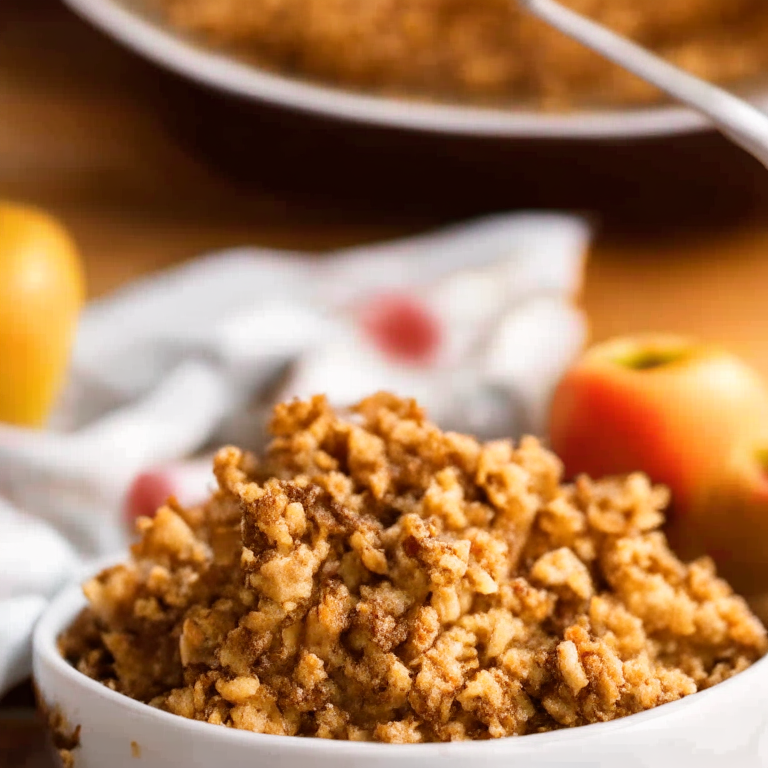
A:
123,472,174,526
359,294,441,364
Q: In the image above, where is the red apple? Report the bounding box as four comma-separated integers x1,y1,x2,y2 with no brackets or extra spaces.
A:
549,334,768,594
668,437,768,595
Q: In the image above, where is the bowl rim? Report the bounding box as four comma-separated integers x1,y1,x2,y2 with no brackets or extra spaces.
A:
34,572,768,756
58,0,768,140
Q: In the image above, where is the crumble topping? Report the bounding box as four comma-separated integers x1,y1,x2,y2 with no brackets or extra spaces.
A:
59,393,767,742
156,0,768,108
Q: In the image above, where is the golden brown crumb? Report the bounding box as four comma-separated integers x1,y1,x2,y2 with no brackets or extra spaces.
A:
60,394,767,743
153,0,768,108
36,695,81,768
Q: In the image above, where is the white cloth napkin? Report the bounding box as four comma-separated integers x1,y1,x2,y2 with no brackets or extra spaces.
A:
0,212,590,697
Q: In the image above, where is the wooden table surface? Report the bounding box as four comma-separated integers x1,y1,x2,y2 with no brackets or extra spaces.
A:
4,0,768,762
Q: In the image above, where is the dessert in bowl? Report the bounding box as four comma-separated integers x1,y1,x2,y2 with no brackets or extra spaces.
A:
34,393,768,766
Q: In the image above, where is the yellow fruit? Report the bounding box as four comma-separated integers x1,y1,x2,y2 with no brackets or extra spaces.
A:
0,202,85,426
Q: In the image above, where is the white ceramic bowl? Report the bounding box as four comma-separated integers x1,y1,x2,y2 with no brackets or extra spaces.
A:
34,578,768,768
60,0,768,140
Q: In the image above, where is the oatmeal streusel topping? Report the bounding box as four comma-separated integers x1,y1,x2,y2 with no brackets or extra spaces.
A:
157,0,768,108
60,393,767,742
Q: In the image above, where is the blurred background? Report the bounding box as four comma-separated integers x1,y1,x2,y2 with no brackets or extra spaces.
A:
4,0,768,374
5,0,768,763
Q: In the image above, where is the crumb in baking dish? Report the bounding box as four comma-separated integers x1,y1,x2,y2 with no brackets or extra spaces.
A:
154,0,768,108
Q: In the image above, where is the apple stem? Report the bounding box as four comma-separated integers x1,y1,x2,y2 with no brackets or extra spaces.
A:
756,447,768,478
615,348,691,370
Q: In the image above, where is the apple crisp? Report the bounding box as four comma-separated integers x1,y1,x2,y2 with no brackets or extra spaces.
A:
153,0,768,107
59,394,767,742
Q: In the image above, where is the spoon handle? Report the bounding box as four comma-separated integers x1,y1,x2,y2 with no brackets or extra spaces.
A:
518,0,768,168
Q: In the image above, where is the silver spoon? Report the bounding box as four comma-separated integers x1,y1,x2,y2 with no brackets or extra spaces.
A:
517,0,768,168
